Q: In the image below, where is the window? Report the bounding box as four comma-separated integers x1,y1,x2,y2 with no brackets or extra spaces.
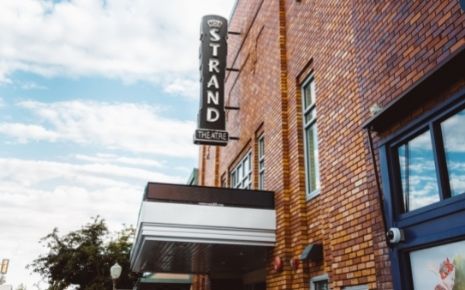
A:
390,105,465,213
230,151,252,189
396,130,440,211
310,274,329,290
441,108,465,197
409,240,465,289
258,135,265,190
302,76,320,198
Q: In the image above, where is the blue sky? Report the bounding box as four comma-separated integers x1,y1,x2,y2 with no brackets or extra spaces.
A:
0,0,235,288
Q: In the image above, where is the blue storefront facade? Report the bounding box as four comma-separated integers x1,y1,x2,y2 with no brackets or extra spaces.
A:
366,48,465,289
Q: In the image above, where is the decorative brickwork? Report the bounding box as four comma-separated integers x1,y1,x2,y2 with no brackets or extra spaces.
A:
197,1,465,289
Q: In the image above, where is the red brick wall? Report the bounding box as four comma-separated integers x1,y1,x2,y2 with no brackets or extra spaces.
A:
284,0,379,288
197,1,465,289
353,1,465,114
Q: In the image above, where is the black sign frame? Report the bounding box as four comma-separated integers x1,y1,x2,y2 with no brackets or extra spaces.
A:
194,15,229,146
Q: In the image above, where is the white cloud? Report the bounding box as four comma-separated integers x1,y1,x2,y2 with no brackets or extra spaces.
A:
0,1,234,288
400,157,436,173
408,130,432,150
0,123,60,142
442,111,465,152
0,63,13,85
0,183,140,289
0,157,182,188
164,77,199,99
0,0,234,95
0,100,198,157
450,174,465,196
406,174,440,210
75,153,165,168
0,156,185,288
448,161,465,172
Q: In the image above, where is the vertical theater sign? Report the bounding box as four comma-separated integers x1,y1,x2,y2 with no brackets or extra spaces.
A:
194,15,229,146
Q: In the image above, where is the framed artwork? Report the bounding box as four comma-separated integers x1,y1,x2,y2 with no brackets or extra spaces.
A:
410,240,465,290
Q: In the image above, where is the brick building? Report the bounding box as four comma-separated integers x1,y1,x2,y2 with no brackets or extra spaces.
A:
131,1,465,289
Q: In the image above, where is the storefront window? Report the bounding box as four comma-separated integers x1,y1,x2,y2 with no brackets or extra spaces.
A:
378,92,465,289
410,240,465,289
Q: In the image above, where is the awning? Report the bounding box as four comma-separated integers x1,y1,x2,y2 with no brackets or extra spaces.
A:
300,243,323,262
362,45,465,132
130,183,276,275
135,273,191,290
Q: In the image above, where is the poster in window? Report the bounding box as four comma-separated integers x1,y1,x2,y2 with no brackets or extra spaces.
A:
410,240,465,290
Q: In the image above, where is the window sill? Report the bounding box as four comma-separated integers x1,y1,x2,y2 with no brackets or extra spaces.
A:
306,189,320,201
397,193,465,228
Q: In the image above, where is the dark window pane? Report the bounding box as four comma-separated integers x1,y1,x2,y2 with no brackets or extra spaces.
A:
231,172,236,187
441,108,465,197
259,137,265,158
305,109,316,124
314,280,328,290
305,124,320,194
303,80,315,109
397,130,440,211
259,172,264,189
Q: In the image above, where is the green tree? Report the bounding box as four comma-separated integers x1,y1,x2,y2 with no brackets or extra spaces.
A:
28,216,137,290
16,283,27,290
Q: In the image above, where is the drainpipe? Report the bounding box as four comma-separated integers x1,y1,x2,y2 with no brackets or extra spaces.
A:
366,127,389,246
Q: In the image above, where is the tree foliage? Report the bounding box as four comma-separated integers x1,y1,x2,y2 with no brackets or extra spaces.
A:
28,216,137,290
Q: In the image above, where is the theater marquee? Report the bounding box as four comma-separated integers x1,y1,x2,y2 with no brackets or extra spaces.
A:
194,15,229,146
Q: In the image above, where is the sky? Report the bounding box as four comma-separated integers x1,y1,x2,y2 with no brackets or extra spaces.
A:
0,0,235,288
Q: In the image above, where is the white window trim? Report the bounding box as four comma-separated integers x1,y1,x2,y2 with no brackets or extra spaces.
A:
310,274,329,290
302,76,320,200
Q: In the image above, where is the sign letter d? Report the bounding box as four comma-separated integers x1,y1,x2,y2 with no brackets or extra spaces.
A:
206,107,220,122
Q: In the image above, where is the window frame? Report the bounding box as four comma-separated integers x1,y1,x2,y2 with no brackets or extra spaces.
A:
390,127,444,213
301,75,320,199
310,274,329,290
378,88,465,290
381,93,465,220
230,151,253,189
